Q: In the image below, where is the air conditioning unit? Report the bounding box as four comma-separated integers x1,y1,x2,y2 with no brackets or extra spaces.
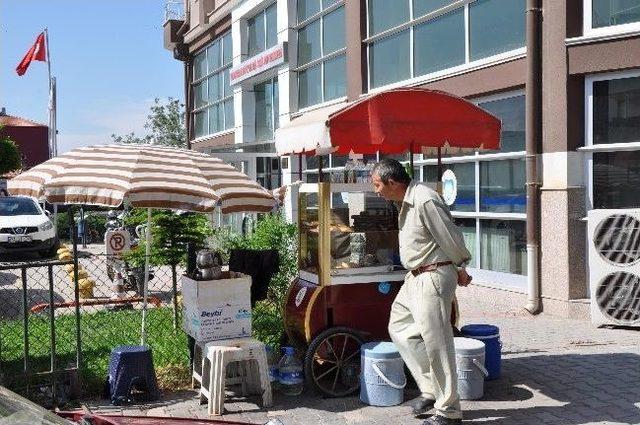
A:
587,209,640,327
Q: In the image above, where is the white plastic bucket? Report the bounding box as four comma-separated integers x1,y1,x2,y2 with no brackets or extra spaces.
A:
360,342,406,406
454,337,488,400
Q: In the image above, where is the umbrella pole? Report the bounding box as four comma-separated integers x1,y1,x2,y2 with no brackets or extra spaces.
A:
141,208,152,346
437,147,443,194
409,141,415,179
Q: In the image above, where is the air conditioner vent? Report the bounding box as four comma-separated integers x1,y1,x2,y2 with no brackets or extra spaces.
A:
596,271,640,322
593,214,640,265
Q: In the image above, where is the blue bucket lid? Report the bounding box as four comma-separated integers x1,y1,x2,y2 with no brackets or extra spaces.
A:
361,341,401,359
461,324,499,337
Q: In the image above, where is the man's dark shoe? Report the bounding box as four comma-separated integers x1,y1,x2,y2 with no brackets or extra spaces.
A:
422,415,462,425
411,396,436,415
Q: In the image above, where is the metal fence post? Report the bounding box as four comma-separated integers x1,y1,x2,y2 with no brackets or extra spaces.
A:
172,264,179,330
21,267,29,395
48,264,57,407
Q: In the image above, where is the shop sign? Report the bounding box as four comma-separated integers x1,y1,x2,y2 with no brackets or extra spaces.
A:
230,42,287,86
441,169,457,206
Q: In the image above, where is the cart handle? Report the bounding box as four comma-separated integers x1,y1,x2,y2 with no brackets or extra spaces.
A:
371,361,407,390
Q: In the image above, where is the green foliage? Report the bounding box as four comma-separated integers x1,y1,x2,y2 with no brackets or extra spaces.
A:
55,211,71,240
111,98,186,148
123,209,214,267
0,128,22,174
213,213,298,349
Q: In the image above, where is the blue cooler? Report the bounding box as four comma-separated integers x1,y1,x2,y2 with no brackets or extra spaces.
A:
360,342,406,406
461,324,501,380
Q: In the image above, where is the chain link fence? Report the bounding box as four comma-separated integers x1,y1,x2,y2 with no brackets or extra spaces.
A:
0,250,190,406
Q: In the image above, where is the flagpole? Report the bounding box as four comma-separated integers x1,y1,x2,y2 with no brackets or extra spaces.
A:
44,28,57,158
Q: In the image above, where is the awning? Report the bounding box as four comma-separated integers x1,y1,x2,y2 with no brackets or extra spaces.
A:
275,102,346,156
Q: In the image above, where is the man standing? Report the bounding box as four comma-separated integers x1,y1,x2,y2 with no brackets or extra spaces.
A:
371,159,471,425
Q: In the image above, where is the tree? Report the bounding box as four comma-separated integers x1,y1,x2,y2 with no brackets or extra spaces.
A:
111,98,186,148
0,127,22,175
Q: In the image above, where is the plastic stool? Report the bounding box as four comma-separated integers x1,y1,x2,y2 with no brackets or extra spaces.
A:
107,345,160,405
199,337,272,415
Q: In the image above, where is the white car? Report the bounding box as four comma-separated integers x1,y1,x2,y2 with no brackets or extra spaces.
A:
0,196,58,257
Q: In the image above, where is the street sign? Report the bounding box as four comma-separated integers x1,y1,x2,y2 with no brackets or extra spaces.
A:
105,229,131,258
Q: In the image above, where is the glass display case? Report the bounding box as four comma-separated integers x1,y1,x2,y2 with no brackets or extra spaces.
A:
297,182,406,285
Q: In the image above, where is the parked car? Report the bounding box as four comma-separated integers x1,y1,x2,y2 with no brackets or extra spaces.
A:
0,195,58,257
0,384,257,425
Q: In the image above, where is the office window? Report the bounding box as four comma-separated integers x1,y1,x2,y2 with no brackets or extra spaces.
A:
296,0,346,109
421,93,527,278
591,0,640,29
588,74,640,209
192,32,234,138
367,0,526,89
248,3,278,58
255,78,279,141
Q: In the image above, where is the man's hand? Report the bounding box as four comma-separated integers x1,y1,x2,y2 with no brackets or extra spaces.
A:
457,268,472,287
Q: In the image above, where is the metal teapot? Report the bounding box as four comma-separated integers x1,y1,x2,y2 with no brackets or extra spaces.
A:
196,250,223,280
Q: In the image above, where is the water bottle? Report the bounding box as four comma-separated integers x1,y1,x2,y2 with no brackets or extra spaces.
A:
265,345,280,393
278,346,303,396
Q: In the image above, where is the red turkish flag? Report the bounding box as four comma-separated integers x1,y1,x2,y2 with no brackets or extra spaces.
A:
16,32,47,76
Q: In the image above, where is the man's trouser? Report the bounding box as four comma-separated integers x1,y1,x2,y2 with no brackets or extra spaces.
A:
388,265,461,419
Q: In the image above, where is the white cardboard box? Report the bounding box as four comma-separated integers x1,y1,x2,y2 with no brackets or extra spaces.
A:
181,272,252,342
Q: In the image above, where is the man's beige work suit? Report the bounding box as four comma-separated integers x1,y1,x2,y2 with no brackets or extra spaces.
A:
388,181,471,420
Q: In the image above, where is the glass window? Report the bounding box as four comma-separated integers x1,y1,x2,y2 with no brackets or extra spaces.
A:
478,95,526,152
414,8,465,76
446,163,475,212
298,0,321,22
298,64,322,108
207,41,221,71
297,1,345,109
248,4,277,58
323,6,345,55
255,78,279,141
223,33,233,64
370,30,410,89
193,51,207,81
593,150,640,209
323,55,346,101
368,0,410,36
592,0,640,28
247,12,265,57
593,76,640,145
191,32,234,138
480,219,527,275
469,0,526,61
266,3,278,48
208,74,221,103
224,99,234,129
298,20,321,65
480,159,526,213
194,110,207,138
413,0,453,18
454,217,477,268
194,82,207,108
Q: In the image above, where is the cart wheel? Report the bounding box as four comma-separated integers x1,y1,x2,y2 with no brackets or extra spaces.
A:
304,327,364,397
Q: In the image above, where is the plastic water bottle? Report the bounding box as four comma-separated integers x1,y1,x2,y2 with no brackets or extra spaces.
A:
265,345,280,393
278,346,303,396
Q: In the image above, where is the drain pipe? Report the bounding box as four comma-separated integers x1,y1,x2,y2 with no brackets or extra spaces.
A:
525,0,542,314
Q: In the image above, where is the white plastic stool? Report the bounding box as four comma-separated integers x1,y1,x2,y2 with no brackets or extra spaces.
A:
198,337,272,415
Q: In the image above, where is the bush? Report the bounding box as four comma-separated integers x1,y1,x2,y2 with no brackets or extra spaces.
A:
212,213,298,350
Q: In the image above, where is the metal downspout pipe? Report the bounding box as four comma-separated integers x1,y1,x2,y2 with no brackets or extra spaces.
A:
525,0,543,314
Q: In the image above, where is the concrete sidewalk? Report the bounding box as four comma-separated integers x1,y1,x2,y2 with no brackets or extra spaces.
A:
87,302,640,425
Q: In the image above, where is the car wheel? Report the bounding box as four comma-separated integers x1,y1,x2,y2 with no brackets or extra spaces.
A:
40,240,60,258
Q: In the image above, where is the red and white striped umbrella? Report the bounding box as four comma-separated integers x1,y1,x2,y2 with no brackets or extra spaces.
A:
8,144,275,214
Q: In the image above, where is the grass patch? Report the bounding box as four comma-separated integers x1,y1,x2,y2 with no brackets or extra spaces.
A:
0,307,189,395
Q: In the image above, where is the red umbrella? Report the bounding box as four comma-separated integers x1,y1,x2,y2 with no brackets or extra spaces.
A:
327,88,501,155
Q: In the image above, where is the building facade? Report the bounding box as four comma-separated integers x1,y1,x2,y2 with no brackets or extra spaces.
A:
165,0,640,318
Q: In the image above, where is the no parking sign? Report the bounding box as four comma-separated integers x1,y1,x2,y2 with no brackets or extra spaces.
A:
105,230,131,258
